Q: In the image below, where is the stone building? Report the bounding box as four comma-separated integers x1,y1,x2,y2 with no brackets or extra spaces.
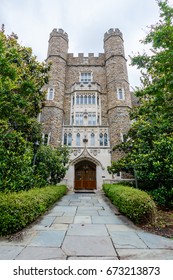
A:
41,28,132,190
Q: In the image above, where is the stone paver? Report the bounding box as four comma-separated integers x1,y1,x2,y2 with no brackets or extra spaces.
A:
0,191,173,260
67,224,108,236
15,247,66,260
62,236,117,257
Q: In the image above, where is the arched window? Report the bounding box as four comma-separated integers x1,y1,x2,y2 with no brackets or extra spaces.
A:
104,133,108,146
99,133,103,146
47,88,54,100
84,95,87,104
80,95,83,104
90,133,95,146
44,134,48,145
68,133,72,146
76,133,80,146
64,133,67,145
88,95,91,104
76,95,79,104
92,95,95,104
117,88,124,100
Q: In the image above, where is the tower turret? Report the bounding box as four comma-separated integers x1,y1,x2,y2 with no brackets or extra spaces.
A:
41,28,68,146
104,28,132,161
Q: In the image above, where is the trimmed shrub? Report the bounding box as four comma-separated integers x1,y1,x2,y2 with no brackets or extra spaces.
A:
0,185,67,236
103,183,156,224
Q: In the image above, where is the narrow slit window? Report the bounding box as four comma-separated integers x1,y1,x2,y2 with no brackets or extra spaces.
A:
47,88,54,100
117,88,125,100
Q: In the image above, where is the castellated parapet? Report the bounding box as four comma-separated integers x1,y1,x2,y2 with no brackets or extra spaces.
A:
67,53,105,66
104,28,123,41
49,28,68,42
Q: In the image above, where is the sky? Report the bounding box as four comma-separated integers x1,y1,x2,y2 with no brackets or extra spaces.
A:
0,0,173,89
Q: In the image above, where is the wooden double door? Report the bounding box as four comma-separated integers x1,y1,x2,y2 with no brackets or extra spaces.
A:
75,160,96,190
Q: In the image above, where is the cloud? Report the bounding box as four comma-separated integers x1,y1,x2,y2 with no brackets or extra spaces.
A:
1,0,173,87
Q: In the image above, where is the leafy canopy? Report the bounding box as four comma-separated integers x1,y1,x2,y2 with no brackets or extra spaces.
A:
0,28,69,191
108,0,173,194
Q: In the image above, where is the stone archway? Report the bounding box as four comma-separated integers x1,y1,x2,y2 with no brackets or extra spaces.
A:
74,160,96,190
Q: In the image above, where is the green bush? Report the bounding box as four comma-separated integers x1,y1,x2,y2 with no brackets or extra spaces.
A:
103,183,156,224
0,185,67,236
150,187,173,209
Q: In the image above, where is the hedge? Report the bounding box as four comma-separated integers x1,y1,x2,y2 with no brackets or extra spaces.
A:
103,183,156,224
0,185,67,236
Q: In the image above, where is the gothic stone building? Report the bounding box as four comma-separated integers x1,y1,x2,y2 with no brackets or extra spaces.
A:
41,28,132,191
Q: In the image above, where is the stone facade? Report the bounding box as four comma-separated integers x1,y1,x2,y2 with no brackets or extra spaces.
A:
41,28,132,190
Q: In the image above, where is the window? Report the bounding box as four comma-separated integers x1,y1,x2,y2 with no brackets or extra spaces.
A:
99,133,108,146
44,134,48,145
75,113,83,125
64,133,72,146
99,133,103,146
75,94,96,105
88,113,96,125
76,95,80,104
43,133,51,145
47,88,54,100
64,133,67,145
104,133,108,146
88,95,92,104
121,133,128,142
92,95,95,104
76,133,80,146
68,133,72,146
80,72,92,84
90,133,95,146
80,95,83,104
84,95,87,104
117,88,125,100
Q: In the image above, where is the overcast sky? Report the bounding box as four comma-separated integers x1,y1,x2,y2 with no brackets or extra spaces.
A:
1,0,173,89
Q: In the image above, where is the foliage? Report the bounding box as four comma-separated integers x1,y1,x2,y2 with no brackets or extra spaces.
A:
0,185,67,236
34,145,70,186
108,1,173,207
150,187,173,209
0,29,49,140
0,28,69,191
103,184,156,224
0,132,34,192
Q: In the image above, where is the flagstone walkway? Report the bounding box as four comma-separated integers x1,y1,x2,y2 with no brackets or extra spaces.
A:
0,191,173,260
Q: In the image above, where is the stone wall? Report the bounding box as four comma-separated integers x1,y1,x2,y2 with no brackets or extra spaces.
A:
41,105,64,146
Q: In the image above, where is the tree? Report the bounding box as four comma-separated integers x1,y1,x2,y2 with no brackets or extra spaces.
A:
0,132,34,192
34,146,70,186
0,28,49,141
0,28,69,191
108,0,173,198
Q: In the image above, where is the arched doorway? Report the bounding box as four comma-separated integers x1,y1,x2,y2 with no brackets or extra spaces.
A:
75,160,96,190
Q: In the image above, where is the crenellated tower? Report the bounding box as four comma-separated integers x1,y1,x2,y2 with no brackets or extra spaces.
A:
104,28,132,161
41,28,68,146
